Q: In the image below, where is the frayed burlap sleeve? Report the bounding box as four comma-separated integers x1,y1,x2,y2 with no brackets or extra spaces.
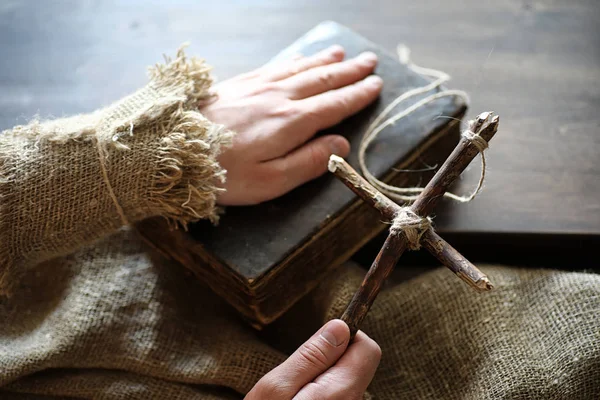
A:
0,47,233,295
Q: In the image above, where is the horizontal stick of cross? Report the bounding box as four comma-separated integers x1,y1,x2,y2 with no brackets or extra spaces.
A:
328,111,500,337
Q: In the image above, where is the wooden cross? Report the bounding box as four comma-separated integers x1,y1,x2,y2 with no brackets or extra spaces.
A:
328,111,500,337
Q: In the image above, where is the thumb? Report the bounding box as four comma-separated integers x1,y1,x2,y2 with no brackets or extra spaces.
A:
246,319,350,399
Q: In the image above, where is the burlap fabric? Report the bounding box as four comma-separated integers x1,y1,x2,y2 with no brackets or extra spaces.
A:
0,47,232,296
1,49,599,399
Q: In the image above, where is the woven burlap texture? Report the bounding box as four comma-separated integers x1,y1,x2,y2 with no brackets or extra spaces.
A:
1,229,598,399
0,46,232,296
1,49,598,399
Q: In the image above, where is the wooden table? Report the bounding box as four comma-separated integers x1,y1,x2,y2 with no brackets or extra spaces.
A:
1,0,598,266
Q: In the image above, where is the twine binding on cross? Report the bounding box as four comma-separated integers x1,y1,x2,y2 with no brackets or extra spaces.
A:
454,129,489,202
390,208,431,250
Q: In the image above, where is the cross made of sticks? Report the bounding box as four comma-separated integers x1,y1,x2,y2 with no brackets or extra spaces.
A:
328,111,500,337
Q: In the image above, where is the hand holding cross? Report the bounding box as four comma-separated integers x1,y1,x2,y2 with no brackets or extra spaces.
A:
328,111,500,337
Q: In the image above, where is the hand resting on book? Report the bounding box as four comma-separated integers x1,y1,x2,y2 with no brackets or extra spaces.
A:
201,45,383,205
201,45,383,397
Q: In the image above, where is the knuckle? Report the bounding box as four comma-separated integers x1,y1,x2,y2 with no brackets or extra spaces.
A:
304,107,324,123
284,61,302,76
298,341,330,370
236,70,260,81
335,95,352,115
307,144,329,169
318,70,336,89
251,81,280,96
270,100,299,119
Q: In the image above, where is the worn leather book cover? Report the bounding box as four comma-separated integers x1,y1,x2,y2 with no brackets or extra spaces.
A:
139,21,466,327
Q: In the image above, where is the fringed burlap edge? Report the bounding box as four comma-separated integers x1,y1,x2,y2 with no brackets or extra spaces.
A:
0,45,233,296
149,106,233,227
139,45,233,227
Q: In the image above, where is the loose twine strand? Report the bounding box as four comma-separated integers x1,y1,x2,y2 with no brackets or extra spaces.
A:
95,137,130,226
358,45,489,203
360,45,490,248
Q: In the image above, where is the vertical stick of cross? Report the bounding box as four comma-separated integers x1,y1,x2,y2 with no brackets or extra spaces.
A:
328,111,500,337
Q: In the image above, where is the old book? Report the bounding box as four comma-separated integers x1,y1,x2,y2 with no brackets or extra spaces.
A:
139,21,466,327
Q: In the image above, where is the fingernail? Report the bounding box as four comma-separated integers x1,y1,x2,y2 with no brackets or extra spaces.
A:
320,320,349,347
327,137,348,156
364,75,383,88
358,51,378,67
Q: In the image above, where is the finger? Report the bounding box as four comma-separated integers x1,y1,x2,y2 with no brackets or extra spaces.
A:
224,53,307,83
295,330,382,400
264,45,345,82
298,74,383,131
266,135,350,198
245,320,350,400
280,51,378,99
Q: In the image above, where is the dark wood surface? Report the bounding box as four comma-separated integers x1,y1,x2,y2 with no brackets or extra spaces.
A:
1,0,598,239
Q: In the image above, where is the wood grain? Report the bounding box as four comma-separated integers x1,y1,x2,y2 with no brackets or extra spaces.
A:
410,113,499,216
421,229,491,291
330,154,493,293
339,112,497,336
341,232,407,336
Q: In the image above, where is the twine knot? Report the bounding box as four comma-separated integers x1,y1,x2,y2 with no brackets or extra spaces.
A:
390,208,432,250
462,129,488,152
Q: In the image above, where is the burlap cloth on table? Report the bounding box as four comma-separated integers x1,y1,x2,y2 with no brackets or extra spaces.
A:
1,48,598,399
